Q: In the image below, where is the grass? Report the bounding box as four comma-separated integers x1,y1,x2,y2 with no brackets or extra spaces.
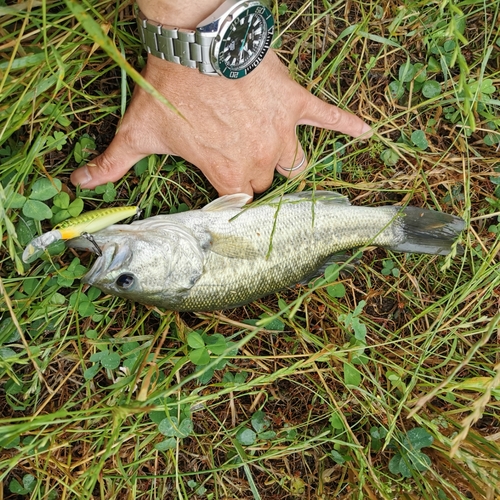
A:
1,0,500,498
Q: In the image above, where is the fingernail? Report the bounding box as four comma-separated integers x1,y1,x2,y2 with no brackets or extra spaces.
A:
361,123,373,139
72,165,92,188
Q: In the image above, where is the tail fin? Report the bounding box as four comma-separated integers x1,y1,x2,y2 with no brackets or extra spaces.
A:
386,207,465,256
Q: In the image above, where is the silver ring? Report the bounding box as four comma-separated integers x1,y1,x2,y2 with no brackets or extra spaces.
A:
279,155,306,172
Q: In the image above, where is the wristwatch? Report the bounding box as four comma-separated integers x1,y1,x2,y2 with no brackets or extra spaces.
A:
136,0,274,79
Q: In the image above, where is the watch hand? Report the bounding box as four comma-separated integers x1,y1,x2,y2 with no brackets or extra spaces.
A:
239,14,253,53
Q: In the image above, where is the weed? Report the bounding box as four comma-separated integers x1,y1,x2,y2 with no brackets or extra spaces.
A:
9,474,36,496
236,411,276,446
94,182,117,202
1,0,500,498
388,428,434,478
73,135,97,166
381,258,400,277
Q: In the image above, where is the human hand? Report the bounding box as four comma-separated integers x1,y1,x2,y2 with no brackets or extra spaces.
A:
71,51,371,197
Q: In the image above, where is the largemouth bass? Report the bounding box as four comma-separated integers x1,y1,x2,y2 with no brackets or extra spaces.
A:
70,191,465,311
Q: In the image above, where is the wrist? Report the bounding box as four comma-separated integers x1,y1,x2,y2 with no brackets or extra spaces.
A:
137,1,275,79
136,0,225,29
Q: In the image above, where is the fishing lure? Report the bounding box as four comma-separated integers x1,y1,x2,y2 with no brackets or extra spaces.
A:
22,205,140,263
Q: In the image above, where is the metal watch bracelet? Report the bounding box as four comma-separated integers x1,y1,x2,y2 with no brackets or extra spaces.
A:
136,10,217,75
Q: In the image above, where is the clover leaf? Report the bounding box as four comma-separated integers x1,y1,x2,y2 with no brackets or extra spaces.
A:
389,427,434,478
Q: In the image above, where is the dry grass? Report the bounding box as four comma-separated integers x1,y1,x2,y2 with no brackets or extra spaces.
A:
1,0,500,499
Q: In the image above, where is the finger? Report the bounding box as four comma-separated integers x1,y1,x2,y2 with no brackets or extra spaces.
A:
275,138,307,178
298,90,372,138
192,143,277,197
70,136,148,189
250,166,276,194
198,163,255,198
213,178,255,198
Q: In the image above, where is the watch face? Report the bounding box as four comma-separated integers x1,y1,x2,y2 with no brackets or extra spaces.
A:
213,3,274,79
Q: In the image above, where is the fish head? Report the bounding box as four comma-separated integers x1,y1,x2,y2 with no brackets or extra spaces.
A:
80,224,204,307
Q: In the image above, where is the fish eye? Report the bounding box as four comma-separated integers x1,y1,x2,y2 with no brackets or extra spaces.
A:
116,273,134,290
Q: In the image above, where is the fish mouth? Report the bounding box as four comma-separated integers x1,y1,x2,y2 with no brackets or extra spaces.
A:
83,243,133,285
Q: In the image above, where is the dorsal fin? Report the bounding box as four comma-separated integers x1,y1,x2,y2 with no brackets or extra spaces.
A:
202,193,252,212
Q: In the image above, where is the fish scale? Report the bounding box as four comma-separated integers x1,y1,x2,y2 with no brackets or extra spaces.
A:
70,191,465,312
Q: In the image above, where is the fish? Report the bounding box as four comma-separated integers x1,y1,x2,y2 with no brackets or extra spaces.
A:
68,191,465,312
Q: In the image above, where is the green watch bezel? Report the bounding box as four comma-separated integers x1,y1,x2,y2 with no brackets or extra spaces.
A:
213,3,274,79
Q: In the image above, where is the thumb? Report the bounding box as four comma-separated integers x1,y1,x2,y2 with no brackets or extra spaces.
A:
70,136,146,189
298,90,372,139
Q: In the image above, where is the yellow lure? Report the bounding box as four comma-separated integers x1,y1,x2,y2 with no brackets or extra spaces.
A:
22,206,140,263
53,206,140,239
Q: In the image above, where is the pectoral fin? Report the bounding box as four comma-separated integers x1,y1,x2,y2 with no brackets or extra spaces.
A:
209,233,260,259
